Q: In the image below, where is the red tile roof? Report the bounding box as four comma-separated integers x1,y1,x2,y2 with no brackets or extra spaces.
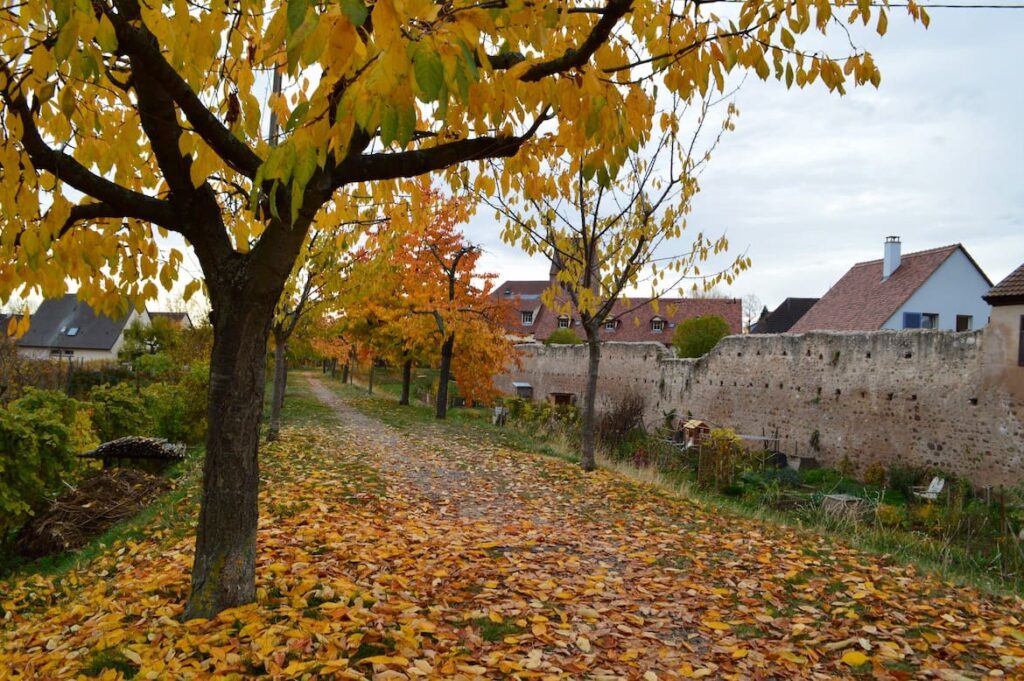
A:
983,262,1024,305
791,244,971,332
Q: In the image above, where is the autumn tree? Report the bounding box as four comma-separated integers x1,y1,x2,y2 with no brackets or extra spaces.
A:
0,0,920,616
489,97,750,470
351,189,515,415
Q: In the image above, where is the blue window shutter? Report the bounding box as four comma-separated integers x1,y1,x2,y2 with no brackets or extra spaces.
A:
903,312,921,329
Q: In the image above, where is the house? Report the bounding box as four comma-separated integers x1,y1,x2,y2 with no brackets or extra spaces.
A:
493,269,742,345
148,311,194,329
16,294,150,361
750,297,819,334
983,261,1024,370
791,238,992,333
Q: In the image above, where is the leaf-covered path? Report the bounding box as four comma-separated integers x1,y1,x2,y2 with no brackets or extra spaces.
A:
2,374,1022,679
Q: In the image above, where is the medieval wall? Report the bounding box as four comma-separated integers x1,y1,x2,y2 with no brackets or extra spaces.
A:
497,330,1024,487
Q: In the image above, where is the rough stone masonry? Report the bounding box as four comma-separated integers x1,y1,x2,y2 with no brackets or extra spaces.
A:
497,330,1024,487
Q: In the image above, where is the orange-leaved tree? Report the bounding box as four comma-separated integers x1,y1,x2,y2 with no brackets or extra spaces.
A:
0,0,922,616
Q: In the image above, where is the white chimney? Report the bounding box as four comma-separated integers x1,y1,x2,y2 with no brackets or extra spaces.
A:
883,236,901,280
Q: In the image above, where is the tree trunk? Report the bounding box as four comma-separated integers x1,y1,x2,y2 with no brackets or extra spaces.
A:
183,296,275,620
400,358,412,406
436,333,455,419
580,328,601,471
368,364,374,394
342,362,349,384
266,329,287,442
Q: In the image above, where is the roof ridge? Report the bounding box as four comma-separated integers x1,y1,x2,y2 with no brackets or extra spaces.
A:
851,243,960,268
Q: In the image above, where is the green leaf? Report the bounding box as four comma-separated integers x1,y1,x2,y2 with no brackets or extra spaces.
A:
379,106,398,147
413,45,445,102
287,0,308,34
285,101,311,132
396,101,417,147
340,0,369,26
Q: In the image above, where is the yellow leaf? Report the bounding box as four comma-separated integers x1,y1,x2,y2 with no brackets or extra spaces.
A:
841,650,869,666
702,620,731,631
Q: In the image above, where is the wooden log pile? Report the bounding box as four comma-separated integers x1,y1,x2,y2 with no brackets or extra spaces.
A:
79,436,187,463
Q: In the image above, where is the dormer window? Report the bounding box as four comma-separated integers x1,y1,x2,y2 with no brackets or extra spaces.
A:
651,319,664,333
504,289,512,297
521,311,534,326
558,317,570,329
605,319,617,331
66,327,79,336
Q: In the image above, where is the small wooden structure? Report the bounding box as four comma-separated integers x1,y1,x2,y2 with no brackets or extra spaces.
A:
680,418,712,449
79,436,186,474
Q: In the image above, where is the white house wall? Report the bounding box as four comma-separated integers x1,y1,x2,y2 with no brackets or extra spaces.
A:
883,249,992,331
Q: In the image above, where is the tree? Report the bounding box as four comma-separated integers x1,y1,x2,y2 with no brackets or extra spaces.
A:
0,0,920,617
545,328,584,345
742,293,763,332
673,314,731,357
489,95,750,470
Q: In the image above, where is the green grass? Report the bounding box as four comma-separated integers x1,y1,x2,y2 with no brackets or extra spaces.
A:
80,648,140,679
469,617,527,642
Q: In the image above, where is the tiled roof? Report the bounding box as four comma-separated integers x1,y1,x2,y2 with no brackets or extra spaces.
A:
534,294,741,344
983,262,1024,305
750,297,819,334
17,294,134,351
791,245,967,332
493,280,557,338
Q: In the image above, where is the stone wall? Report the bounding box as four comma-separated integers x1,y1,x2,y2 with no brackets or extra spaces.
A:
497,330,1024,487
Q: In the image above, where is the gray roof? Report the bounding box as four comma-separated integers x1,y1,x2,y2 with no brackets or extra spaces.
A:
17,294,135,351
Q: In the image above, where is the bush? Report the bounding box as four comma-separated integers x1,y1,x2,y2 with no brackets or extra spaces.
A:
142,361,208,445
672,315,730,358
88,383,153,442
888,464,928,500
863,462,886,487
597,393,645,446
136,352,175,379
875,503,905,528
0,406,77,537
544,328,583,345
11,388,100,453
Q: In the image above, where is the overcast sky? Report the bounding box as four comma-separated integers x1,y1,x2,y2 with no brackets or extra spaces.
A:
467,5,1024,311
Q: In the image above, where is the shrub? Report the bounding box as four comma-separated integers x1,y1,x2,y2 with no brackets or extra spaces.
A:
672,315,730,358
597,393,645,446
875,503,905,529
801,468,842,487
544,328,583,345
136,352,175,379
11,388,99,453
863,462,886,487
888,464,928,500
0,407,77,537
88,383,153,442
697,428,744,491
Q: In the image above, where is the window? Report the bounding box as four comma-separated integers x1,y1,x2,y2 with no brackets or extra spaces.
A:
605,320,617,331
550,393,575,406
558,317,570,329
902,312,921,329
922,313,939,329
504,289,512,297
521,311,533,326
651,319,664,333
513,383,533,399
66,326,79,336
956,315,973,332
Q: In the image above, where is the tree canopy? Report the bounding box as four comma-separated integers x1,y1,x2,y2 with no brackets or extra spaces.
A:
673,314,731,357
